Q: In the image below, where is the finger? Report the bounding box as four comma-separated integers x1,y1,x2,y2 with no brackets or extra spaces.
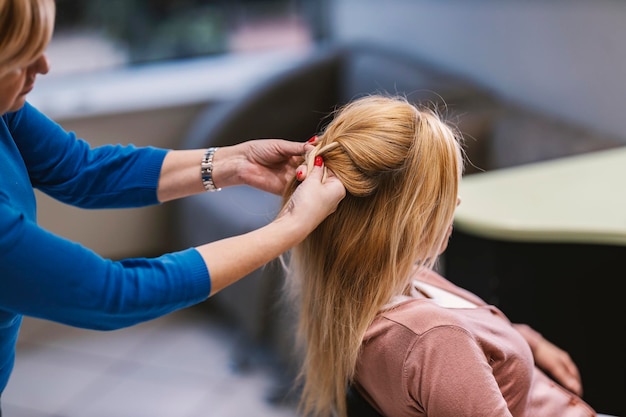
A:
551,361,582,396
303,156,324,182
303,135,319,153
561,374,582,396
274,139,308,158
564,362,583,395
295,151,323,182
295,164,308,182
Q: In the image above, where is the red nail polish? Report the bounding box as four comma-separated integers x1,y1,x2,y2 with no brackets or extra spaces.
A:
307,135,317,143
296,170,303,181
314,156,323,167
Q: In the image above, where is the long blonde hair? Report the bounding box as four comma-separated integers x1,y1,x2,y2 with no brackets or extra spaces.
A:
282,95,464,417
0,0,55,73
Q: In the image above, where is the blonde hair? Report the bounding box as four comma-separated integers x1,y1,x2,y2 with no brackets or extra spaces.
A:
281,95,464,417
0,0,55,73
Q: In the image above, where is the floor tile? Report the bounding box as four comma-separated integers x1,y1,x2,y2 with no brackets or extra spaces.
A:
2,305,299,417
17,316,158,360
2,350,106,413
58,368,210,417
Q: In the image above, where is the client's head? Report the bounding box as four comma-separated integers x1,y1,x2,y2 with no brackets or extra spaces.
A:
281,94,464,417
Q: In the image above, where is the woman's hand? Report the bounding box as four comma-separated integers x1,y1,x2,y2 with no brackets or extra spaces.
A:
514,323,583,396
533,337,583,396
197,155,345,296
158,139,316,202
277,155,345,233
213,139,315,195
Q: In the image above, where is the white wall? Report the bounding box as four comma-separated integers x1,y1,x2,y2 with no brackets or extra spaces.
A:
329,0,626,143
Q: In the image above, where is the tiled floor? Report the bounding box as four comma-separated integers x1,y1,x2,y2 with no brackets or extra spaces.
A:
2,304,299,417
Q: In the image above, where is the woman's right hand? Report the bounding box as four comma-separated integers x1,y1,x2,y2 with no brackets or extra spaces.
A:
277,155,345,236
198,155,344,296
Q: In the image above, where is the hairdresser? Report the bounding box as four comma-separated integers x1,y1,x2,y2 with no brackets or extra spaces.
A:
0,0,346,412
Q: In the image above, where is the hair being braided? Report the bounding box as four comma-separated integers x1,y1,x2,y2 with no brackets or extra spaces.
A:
282,94,464,417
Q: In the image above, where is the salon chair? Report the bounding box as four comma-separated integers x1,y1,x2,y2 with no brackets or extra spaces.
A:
347,386,384,417
174,41,495,397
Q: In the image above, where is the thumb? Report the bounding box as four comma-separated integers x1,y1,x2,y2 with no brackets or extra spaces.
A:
296,155,324,182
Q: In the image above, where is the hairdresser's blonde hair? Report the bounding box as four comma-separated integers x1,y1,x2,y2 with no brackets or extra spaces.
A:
282,95,464,417
0,0,55,74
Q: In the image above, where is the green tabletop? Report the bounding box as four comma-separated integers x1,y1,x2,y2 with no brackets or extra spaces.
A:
454,146,626,246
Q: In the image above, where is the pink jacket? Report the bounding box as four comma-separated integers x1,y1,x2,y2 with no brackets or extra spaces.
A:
354,269,597,417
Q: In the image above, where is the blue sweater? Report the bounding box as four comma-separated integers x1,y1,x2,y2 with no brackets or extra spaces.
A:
0,103,212,394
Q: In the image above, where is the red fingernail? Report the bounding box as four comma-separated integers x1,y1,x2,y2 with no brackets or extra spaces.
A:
314,156,323,167
307,135,317,143
296,170,303,181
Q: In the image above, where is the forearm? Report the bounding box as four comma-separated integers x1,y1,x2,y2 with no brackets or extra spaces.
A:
197,215,305,296
0,206,211,330
165,148,344,295
157,149,206,202
157,140,310,202
157,147,251,202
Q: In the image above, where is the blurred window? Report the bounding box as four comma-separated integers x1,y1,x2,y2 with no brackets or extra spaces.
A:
50,0,324,76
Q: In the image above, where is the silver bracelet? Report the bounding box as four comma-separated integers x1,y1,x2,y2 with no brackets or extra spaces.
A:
201,147,221,192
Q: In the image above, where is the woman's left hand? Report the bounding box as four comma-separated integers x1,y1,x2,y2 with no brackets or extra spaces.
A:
215,139,311,195
533,337,583,396
514,323,583,396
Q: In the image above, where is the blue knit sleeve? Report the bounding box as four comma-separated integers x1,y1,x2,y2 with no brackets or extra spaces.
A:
11,102,168,208
0,201,212,330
